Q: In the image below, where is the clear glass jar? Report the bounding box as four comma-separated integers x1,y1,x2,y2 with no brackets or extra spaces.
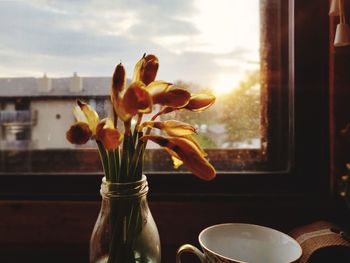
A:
89,175,161,263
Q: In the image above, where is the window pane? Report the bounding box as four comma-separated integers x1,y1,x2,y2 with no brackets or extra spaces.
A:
0,0,291,173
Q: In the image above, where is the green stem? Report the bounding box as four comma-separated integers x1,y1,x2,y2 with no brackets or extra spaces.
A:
120,133,130,182
115,148,120,182
130,131,144,180
133,114,143,144
108,200,138,263
130,111,162,180
108,150,117,183
96,140,109,181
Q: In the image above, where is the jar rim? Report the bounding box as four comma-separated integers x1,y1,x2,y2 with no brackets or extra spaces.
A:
100,174,148,199
101,174,147,186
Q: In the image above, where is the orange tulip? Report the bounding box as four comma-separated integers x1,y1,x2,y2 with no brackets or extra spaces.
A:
140,135,216,180
66,100,100,145
184,93,216,112
76,100,99,134
66,122,92,145
96,118,123,150
141,120,197,137
153,93,215,118
181,135,208,158
142,54,159,85
112,62,126,94
146,80,172,96
153,88,191,108
111,63,126,120
132,53,159,85
122,81,153,116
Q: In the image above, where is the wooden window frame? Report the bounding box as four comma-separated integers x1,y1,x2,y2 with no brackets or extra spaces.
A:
0,0,330,201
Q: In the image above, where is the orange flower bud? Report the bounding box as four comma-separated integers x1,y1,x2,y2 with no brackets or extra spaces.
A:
146,80,172,96
140,135,216,180
142,120,196,137
112,63,126,94
66,122,92,145
184,93,216,112
153,88,191,108
122,81,152,115
142,54,159,85
96,118,123,150
132,54,159,85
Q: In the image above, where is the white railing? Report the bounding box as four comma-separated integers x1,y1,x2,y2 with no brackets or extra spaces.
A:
0,110,37,125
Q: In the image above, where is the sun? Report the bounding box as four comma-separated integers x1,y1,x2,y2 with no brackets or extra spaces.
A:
211,74,240,96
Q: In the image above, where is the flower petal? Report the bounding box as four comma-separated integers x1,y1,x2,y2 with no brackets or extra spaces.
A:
142,54,159,85
164,148,183,169
132,54,146,83
142,120,197,137
114,98,133,122
73,105,88,123
182,135,208,158
112,62,126,94
66,122,92,145
153,88,191,108
184,93,216,112
96,118,123,150
77,100,99,134
131,54,159,85
146,80,172,96
122,81,153,115
140,135,216,180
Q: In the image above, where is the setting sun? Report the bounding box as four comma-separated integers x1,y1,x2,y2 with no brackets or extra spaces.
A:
211,74,241,96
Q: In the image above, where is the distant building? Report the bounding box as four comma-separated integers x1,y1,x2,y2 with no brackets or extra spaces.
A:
0,74,111,149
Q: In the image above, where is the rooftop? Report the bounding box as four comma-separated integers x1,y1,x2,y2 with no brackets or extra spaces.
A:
0,76,112,98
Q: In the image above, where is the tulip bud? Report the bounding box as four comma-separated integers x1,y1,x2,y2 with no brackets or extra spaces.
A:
142,120,197,137
140,135,216,180
96,118,123,150
184,94,216,112
112,63,126,93
153,88,191,108
142,54,159,85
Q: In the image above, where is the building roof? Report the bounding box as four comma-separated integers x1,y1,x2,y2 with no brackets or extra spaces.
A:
0,76,113,98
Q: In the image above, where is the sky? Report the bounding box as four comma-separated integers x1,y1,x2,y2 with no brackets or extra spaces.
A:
0,0,260,95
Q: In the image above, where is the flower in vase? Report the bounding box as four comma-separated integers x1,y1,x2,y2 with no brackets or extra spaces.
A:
66,100,122,150
66,53,216,182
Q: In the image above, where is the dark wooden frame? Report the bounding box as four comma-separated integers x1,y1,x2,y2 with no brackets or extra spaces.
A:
0,0,331,200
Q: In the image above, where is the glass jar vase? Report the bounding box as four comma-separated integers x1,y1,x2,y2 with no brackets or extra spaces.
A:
89,175,161,263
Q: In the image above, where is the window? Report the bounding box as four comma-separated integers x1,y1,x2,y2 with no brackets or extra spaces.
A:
0,0,330,198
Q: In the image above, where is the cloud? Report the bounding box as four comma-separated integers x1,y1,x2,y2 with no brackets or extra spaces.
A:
0,0,260,89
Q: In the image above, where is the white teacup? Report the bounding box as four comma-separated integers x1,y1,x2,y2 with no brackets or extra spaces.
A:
176,223,302,263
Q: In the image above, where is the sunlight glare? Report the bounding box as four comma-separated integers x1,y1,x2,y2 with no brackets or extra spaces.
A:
211,74,241,96
190,0,260,54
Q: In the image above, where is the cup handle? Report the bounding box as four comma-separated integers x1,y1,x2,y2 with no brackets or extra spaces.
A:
176,244,206,263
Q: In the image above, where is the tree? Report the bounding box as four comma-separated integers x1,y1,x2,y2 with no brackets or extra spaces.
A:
220,71,260,144
161,81,218,148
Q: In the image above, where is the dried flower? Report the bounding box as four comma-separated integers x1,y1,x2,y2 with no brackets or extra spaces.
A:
96,118,123,150
140,135,216,180
141,120,197,137
66,54,216,182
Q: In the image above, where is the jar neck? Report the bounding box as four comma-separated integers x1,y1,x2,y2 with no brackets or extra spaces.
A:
100,175,148,199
